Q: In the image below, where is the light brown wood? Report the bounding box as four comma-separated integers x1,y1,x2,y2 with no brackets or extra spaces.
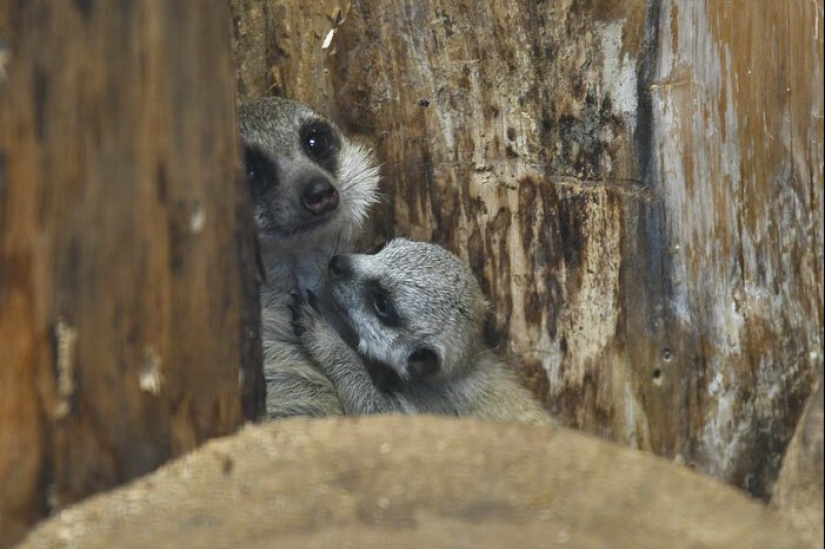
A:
772,369,824,549
228,0,824,499
16,417,811,549
0,2,261,547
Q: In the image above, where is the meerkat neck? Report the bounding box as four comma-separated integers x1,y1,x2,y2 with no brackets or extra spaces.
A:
262,233,355,297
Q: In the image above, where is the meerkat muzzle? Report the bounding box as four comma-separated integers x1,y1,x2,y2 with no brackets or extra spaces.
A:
301,177,340,216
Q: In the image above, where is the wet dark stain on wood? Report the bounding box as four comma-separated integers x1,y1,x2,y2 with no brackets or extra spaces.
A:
168,212,185,274
0,150,6,197
516,355,552,407
483,207,513,343
55,237,83,301
429,171,460,247
466,224,487,295
554,189,587,282
156,162,169,203
556,92,625,180
73,0,94,22
32,64,48,142
0,249,33,311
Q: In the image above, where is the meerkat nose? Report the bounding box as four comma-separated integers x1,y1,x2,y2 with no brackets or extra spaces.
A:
301,177,340,215
328,255,353,279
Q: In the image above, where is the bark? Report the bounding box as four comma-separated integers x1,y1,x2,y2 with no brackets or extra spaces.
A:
0,2,262,547
228,0,824,499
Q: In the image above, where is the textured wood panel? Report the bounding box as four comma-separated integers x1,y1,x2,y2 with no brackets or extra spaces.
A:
15,418,811,549
227,0,823,498
0,2,260,547
652,0,824,494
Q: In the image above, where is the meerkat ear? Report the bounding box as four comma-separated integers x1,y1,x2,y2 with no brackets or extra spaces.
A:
407,347,440,379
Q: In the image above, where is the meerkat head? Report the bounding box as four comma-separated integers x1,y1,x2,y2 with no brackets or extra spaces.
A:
238,97,379,255
323,239,489,383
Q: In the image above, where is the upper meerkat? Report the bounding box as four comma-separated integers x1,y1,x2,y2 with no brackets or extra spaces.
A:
295,238,552,425
239,97,380,418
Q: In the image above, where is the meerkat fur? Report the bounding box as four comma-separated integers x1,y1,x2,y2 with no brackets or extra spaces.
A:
239,97,380,418
296,238,552,425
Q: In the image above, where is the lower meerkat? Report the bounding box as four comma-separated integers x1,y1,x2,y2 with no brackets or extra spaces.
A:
295,238,552,424
239,97,380,418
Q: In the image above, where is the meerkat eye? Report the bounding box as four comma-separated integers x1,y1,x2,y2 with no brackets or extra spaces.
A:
372,291,390,318
244,146,261,179
301,121,336,162
369,287,398,326
243,145,276,193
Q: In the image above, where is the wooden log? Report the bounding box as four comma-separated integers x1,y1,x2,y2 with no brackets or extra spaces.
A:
15,417,810,549
0,1,262,547
228,0,824,498
651,0,824,495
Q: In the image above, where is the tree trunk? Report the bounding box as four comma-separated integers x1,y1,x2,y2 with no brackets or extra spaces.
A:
228,0,824,499
0,2,262,547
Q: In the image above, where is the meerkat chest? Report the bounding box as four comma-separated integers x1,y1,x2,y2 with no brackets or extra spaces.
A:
260,248,332,305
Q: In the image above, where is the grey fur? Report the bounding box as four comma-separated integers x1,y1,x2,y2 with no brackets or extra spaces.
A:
297,239,552,425
239,97,380,418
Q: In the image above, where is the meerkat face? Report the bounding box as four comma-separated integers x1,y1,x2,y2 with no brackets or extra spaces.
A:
323,239,489,383
238,97,379,253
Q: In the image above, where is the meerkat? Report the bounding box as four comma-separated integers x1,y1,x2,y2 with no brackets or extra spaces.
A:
294,238,552,425
239,97,380,418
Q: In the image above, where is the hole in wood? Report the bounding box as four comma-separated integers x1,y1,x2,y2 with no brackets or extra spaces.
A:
652,368,664,387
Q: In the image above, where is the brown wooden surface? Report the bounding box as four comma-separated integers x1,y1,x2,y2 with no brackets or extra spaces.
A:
0,2,260,547
228,0,824,498
772,368,824,548
16,417,811,549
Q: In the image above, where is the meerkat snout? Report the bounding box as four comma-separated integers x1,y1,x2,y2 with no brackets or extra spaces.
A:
407,347,440,378
301,177,339,216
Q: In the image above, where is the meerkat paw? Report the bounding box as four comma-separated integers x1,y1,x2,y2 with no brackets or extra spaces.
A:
294,292,335,349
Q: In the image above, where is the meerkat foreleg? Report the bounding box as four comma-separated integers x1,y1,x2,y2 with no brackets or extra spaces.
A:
295,295,401,415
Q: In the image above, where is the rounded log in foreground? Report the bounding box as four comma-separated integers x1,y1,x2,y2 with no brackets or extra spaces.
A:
18,417,807,549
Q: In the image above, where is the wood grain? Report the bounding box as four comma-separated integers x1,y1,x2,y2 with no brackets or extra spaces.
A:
16,417,811,549
0,2,261,546
228,0,824,499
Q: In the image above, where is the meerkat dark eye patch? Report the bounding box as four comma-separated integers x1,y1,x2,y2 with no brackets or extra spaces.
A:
243,145,278,198
300,120,339,171
366,281,400,327
407,347,440,379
